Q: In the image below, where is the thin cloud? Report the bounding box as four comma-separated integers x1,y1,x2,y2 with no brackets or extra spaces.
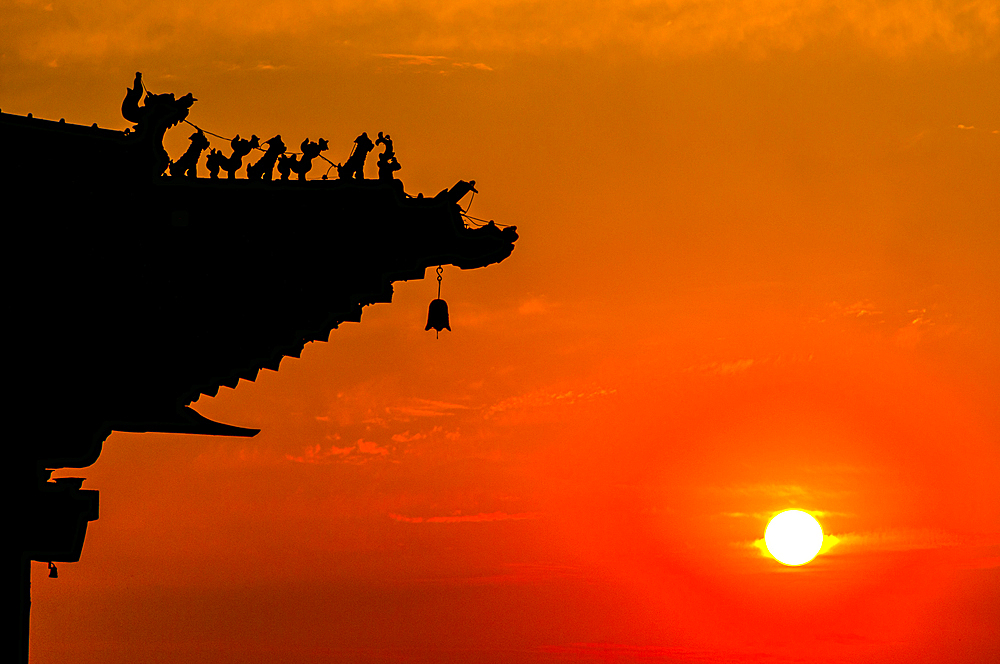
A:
451,61,493,71
483,387,616,419
812,299,885,324
215,61,288,71
285,436,391,463
389,426,460,443
378,53,494,73
390,430,427,443
829,528,968,553
357,439,389,455
386,399,470,420
377,53,448,66
952,123,1000,134
687,358,757,376
840,300,884,318
285,442,355,463
894,307,958,349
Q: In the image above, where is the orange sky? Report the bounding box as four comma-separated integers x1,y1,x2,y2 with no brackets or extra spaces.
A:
5,1,999,662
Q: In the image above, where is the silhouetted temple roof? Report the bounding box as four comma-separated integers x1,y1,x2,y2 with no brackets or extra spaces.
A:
4,105,516,472
6,78,517,664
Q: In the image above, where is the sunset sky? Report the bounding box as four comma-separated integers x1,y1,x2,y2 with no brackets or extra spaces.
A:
4,1,999,662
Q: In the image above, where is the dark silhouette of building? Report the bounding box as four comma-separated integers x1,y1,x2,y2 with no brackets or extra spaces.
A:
1,73,517,663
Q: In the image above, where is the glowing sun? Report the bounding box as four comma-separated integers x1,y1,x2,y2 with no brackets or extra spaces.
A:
764,510,824,566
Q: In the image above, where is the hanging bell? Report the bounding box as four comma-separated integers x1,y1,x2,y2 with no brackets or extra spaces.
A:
425,298,451,335
426,265,450,337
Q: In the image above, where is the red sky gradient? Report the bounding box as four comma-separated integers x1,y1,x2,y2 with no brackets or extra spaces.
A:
5,1,999,662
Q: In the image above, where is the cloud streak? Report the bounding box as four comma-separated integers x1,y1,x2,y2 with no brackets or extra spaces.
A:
377,53,448,66
286,437,391,463
484,387,616,419
386,398,470,420
285,442,355,463
827,528,980,553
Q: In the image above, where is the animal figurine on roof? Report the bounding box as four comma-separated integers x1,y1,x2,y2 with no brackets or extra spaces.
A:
246,135,285,181
206,134,260,179
375,132,401,181
336,132,375,180
168,129,210,178
121,72,196,134
120,71,197,176
377,154,401,181
375,132,394,159
277,138,329,181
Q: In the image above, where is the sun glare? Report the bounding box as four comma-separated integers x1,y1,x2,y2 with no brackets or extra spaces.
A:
764,510,824,566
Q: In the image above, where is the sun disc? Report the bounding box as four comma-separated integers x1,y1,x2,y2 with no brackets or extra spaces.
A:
764,510,824,566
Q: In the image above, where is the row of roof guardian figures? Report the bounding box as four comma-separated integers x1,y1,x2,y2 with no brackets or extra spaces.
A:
122,72,400,183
